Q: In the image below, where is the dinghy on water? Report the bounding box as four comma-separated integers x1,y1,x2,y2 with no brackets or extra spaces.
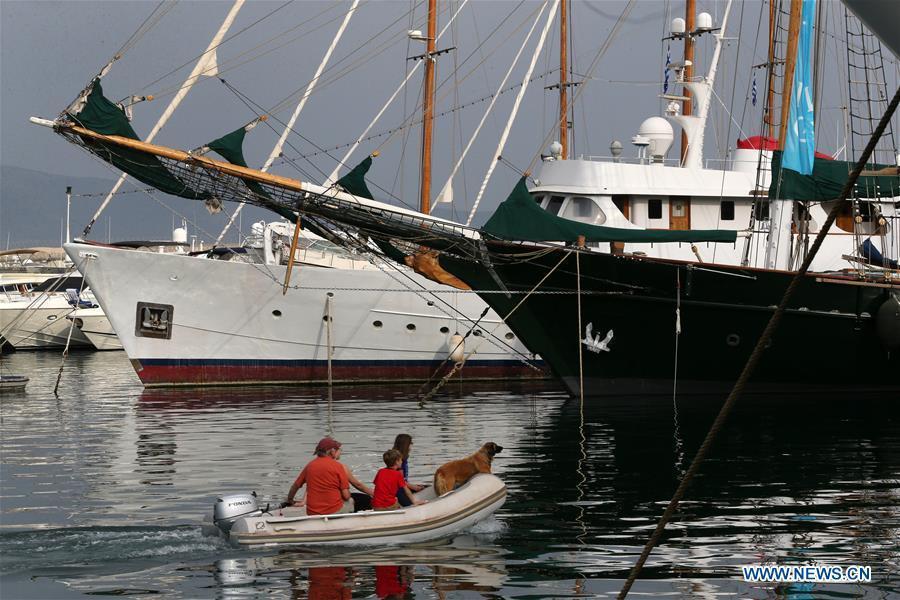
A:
209,474,506,547
0,375,29,392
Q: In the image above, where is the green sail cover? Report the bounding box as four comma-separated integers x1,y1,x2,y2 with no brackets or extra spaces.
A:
67,81,207,200
483,178,738,244
336,156,375,199
206,125,273,202
770,150,899,201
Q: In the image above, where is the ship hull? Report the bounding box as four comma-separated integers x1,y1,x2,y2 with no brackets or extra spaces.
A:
0,296,93,350
440,245,900,397
64,243,542,387
68,307,123,350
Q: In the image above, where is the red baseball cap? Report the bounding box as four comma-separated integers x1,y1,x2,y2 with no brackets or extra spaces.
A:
315,437,342,453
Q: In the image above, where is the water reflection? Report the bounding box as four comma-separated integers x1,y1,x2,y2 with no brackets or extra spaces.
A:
1,352,898,598
212,537,507,599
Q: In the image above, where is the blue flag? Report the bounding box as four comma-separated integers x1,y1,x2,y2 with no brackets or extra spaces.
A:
663,45,671,93
783,0,816,175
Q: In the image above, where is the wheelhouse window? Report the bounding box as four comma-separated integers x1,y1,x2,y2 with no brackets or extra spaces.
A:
648,198,663,220
720,200,735,221
546,195,565,215
568,196,605,223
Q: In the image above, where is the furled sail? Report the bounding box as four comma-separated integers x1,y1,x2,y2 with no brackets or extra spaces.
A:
67,82,208,200
770,151,899,201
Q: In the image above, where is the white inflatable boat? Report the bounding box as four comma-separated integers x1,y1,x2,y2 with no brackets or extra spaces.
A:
209,474,506,547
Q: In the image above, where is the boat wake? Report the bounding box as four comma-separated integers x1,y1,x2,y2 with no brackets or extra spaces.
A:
466,515,506,536
0,525,227,575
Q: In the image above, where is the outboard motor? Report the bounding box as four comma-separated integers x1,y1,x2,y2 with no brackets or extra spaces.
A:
213,492,263,534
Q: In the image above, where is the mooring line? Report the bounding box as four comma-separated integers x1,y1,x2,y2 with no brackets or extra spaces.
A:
618,85,900,598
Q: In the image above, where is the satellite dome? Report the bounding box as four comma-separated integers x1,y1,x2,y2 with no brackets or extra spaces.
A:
637,117,674,159
548,141,563,159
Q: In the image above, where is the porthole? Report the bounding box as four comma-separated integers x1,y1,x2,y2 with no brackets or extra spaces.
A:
439,326,450,334
473,329,483,337
726,333,740,347
326,292,334,297
505,332,515,340
427,301,435,306
272,310,282,318
373,320,383,328
406,323,416,331
47,315,58,321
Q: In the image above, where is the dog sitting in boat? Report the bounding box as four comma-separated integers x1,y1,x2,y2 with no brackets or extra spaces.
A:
433,442,503,495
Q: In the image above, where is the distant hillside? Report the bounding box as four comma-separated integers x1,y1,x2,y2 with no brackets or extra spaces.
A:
0,165,272,248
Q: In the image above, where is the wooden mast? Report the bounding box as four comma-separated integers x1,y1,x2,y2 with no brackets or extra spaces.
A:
765,0,778,140
779,0,803,149
420,0,437,214
559,0,569,159
680,0,695,164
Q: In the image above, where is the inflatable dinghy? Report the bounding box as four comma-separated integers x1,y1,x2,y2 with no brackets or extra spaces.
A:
209,474,506,547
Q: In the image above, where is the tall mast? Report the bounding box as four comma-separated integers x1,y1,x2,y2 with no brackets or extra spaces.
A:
420,0,437,214
779,0,803,149
765,0,777,140
680,0,695,164
559,0,568,159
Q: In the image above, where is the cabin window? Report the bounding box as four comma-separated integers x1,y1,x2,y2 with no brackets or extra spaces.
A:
135,302,174,340
568,196,605,223
612,195,630,220
648,199,663,220
720,200,735,221
753,201,770,220
546,195,565,215
532,194,544,205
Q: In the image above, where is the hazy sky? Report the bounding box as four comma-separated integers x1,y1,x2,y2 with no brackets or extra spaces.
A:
2,0,898,242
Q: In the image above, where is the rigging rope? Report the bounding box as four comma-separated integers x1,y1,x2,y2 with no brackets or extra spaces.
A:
83,0,246,237
467,0,558,226
432,0,547,214
214,0,361,245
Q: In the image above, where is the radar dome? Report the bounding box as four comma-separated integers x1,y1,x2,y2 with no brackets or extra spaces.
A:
637,117,674,159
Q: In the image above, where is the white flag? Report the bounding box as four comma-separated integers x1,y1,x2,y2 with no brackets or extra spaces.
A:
435,182,453,205
200,49,219,77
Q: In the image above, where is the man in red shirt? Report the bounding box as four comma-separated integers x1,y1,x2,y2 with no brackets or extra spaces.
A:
286,437,351,515
372,449,426,511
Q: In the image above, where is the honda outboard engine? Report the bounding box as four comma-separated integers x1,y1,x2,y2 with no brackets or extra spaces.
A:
213,492,263,534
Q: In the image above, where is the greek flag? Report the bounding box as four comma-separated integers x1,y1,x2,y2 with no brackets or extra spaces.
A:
783,0,816,175
752,75,757,106
663,46,671,93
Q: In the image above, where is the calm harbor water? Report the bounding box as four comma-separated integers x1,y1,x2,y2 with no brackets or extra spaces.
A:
1,350,898,599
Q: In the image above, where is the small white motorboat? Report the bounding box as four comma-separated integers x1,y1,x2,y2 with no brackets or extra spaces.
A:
209,474,506,547
0,375,29,392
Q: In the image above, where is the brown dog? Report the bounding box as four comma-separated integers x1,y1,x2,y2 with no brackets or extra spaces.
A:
433,442,503,495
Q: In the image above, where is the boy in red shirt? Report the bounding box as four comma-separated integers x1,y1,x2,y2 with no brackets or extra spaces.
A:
372,449,426,511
